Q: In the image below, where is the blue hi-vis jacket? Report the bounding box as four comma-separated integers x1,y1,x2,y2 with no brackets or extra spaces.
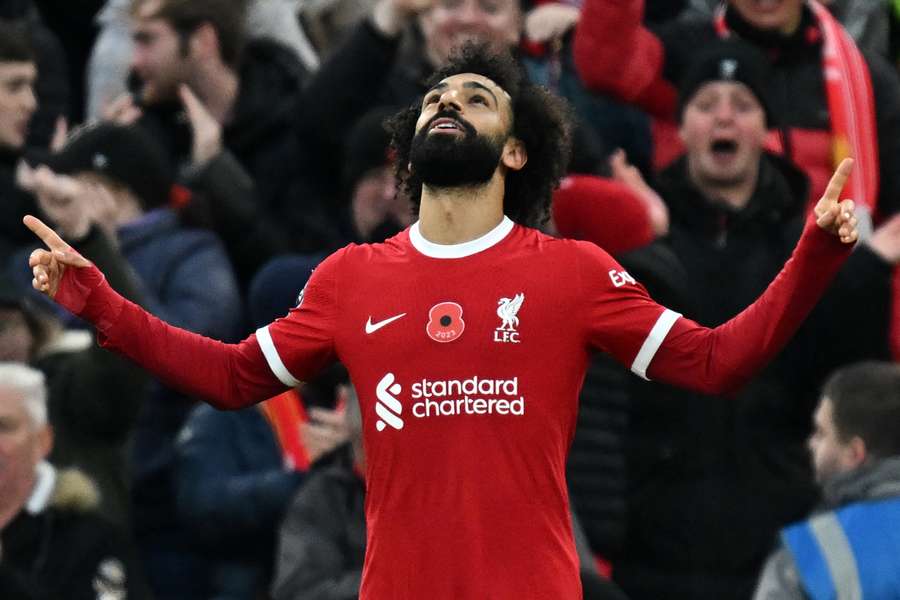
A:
783,497,900,599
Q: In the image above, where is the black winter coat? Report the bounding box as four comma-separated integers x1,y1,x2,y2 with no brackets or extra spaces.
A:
272,457,365,600
658,6,900,217
136,39,346,282
0,469,148,600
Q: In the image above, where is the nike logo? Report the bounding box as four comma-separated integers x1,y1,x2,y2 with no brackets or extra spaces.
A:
365,313,407,334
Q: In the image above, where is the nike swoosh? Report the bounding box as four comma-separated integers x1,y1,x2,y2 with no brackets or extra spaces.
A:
366,313,407,334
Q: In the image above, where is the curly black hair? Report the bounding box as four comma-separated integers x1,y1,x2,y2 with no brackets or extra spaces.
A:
386,43,572,228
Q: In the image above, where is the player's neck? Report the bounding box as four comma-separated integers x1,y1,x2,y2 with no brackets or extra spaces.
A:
417,173,505,244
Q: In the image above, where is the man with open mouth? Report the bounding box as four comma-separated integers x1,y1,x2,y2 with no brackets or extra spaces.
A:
606,39,899,600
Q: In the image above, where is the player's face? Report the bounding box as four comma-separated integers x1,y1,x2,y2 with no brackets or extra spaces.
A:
410,73,514,187
729,0,804,34
0,62,37,151
0,387,50,520
680,81,767,189
808,398,857,485
131,2,191,105
418,0,521,68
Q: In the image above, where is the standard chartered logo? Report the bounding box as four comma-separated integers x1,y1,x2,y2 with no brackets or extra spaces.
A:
374,373,525,432
375,373,404,431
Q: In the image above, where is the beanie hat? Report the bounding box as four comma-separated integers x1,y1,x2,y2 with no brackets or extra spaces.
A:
678,39,775,127
41,123,173,210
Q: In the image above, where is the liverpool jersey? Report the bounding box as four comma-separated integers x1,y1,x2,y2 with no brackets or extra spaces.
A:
65,214,851,599
258,217,679,599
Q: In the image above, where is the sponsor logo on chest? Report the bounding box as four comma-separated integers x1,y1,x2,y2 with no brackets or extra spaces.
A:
374,372,526,431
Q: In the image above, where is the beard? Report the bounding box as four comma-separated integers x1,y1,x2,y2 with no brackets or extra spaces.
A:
409,111,505,188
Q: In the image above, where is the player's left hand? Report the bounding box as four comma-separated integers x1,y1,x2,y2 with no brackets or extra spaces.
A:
814,158,858,244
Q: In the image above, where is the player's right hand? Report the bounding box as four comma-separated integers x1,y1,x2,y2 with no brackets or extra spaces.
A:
23,215,92,299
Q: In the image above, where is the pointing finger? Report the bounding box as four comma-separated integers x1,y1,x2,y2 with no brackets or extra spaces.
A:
822,158,854,204
23,215,68,251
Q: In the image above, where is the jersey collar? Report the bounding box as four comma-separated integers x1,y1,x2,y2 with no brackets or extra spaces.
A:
409,216,514,259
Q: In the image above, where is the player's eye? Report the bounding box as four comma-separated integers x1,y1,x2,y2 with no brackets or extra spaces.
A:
424,94,439,106
470,94,487,105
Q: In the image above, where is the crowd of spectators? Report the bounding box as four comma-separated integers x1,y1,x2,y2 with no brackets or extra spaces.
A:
1,0,899,598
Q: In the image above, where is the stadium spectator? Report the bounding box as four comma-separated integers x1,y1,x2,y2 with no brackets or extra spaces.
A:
299,0,654,195
271,387,366,600
32,121,243,599
172,261,349,598
173,394,347,598
1,243,147,528
343,108,412,243
0,23,40,266
0,1,69,150
684,0,890,56
574,0,900,221
297,0,380,59
88,0,319,122
753,362,900,599
106,0,345,284
599,41,897,600
0,363,147,600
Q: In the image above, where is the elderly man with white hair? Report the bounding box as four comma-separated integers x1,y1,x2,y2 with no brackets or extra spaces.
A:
0,363,146,600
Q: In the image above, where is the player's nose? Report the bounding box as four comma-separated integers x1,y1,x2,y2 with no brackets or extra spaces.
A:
437,88,464,113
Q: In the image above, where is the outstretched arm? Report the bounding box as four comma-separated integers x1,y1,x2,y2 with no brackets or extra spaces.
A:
589,160,859,396
649,159,859,394
24,215,286,409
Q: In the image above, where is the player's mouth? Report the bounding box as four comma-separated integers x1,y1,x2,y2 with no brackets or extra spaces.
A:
429,117,466,135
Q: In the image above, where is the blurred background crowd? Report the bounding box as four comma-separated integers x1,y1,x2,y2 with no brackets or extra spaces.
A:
1,0,900,598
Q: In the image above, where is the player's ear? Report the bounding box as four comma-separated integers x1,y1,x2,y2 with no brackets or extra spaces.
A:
501,137,527,172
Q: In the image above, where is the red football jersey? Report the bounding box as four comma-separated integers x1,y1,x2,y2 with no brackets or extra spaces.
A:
257,218,679,599
61,208,848,597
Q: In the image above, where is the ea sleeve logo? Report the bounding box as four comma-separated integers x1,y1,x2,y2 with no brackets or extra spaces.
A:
608,269,637,288
426,301,465,343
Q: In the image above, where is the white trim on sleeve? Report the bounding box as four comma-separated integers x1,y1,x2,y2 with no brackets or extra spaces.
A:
256,325,303,387
631,309,681,381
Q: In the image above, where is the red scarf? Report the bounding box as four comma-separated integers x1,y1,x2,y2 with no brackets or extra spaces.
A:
716,2,900,359
259,389,311,471
714,1,878,209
